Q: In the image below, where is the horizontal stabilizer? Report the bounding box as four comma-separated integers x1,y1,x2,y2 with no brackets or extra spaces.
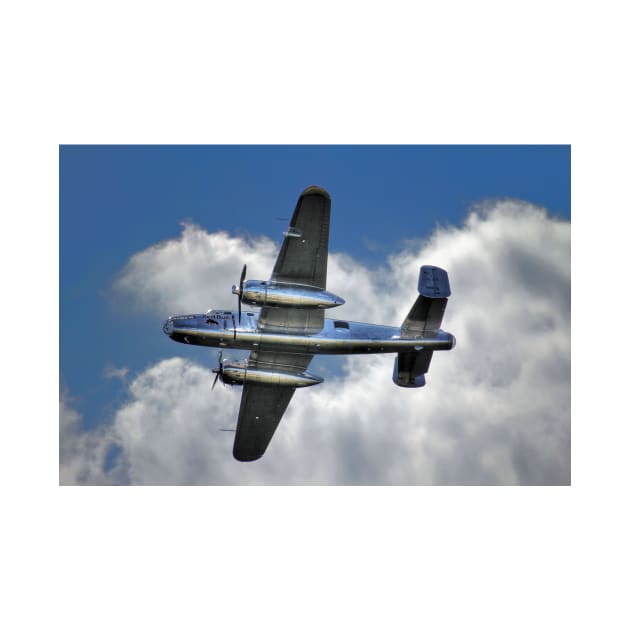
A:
393,350,432,388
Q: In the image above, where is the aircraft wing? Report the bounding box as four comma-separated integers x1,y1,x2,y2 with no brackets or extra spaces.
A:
233,187,329,459
232,351,313,461
271,185,331,288
258,186,331,335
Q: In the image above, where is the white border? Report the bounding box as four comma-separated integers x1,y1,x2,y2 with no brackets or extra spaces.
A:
5,2,627,629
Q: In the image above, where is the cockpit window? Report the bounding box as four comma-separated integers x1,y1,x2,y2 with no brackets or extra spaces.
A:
206,318,219,325
334,320,350,329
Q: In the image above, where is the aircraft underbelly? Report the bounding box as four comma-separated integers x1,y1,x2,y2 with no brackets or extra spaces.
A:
174,324,453,354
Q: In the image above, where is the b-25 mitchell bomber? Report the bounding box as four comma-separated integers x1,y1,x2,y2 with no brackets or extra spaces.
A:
163,186,456,461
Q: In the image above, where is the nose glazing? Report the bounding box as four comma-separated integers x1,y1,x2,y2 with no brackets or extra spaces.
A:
163,318,174,335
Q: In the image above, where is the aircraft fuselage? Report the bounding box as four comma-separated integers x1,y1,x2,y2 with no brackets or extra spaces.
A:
163,310,455,355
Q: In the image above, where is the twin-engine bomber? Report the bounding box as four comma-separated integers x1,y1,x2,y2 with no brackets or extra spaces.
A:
163,186,456,461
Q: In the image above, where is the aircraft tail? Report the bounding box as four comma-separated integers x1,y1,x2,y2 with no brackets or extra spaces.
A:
393,266,452,388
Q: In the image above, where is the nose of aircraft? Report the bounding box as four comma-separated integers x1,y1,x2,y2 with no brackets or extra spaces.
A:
163,318,174,335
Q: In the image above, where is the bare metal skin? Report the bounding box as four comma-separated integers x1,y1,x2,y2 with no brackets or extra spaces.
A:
164,312,455,356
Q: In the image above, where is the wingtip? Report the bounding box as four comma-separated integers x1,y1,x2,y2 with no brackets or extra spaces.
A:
300,185,330,200
233,448,264,463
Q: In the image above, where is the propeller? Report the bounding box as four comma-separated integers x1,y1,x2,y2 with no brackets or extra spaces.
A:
235,264,247,323
211,351,224,390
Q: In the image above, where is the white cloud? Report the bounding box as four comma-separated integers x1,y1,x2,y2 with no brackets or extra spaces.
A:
59,393,123,485
103,365,129,381
113,224,279,316
70,200,570,484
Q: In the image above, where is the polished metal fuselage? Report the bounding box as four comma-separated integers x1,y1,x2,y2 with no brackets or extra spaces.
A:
163,310,455,354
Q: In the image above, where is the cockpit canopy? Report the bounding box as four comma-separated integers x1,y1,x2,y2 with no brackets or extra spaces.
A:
204,309,255,325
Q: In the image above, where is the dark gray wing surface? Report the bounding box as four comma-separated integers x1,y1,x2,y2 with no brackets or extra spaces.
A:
232,384,297,462
232,351,313,461
258,186,331,335
271,186,331,289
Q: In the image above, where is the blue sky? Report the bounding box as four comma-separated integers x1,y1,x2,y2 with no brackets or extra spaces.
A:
60,145,570,437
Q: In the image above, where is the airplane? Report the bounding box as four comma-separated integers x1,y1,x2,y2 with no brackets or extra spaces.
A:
163,186,456,462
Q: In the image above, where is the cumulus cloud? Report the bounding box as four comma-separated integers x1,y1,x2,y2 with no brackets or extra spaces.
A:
59,393,123,485
113,224,279,315
68,199,570,484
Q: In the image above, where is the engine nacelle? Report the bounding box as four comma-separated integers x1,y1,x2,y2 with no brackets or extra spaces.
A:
233,280,345,309
217,362,324,387
220,363,323,388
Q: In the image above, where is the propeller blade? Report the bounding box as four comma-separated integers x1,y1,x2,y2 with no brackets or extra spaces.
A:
238,264,246,323
212,351,224,390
